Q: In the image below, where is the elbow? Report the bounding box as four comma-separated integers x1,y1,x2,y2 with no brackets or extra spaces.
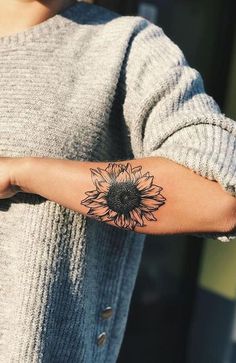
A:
218,200,236,235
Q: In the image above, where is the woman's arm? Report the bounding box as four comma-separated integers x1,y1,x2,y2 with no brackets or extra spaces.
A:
10,156,236,236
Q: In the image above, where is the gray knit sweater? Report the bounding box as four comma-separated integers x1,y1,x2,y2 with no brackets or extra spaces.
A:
0,0,236,362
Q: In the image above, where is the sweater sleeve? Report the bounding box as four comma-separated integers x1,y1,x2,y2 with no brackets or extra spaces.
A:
121,17,236,242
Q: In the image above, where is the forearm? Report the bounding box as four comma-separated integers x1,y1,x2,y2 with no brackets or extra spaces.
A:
11,156,235,235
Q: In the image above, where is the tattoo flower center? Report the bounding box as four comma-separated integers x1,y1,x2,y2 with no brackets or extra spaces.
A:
81,162,166,230
106,181,141,214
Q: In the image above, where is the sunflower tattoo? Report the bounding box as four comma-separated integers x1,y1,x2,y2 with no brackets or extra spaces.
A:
81,162,166,230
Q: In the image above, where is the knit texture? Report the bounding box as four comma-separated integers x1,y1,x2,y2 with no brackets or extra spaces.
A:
0,1,236,362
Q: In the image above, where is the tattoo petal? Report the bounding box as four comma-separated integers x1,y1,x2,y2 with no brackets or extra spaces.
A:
135,175,154,191
108,209,118,218
90,168,104,186
116,170,131,183
130,208,145,226
94,179,109,194
142,211,157,221
141,185,163,196
97,168,113,184
89,205,110,217
85,190,99,197
141,197,165,209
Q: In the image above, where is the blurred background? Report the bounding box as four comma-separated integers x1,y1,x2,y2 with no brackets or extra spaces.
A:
90,0,236,362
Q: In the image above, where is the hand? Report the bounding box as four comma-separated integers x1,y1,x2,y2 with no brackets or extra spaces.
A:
0,157,22,199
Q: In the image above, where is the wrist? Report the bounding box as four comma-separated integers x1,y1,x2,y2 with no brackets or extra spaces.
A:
10,157,33,193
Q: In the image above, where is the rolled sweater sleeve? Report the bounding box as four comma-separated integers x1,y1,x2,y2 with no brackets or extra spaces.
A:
121,17,236,242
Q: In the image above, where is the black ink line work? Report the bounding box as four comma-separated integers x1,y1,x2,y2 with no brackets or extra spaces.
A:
81,162,166,230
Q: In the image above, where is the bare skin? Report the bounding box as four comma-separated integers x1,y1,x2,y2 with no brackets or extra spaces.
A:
0,0,76,38
0,156,236,236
